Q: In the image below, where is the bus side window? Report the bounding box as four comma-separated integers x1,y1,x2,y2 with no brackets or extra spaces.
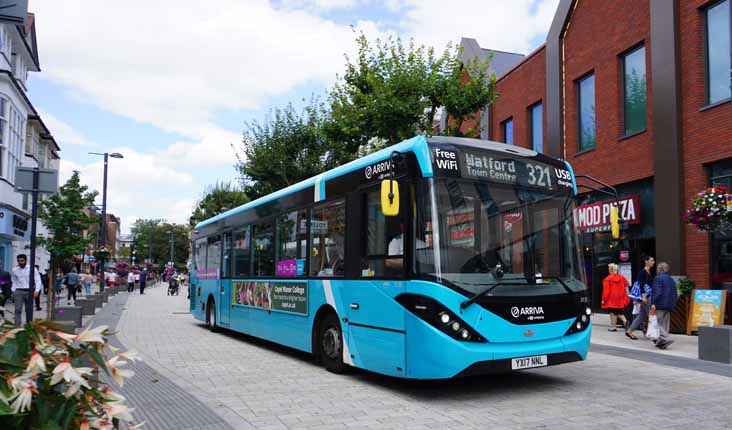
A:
361,188,404,277
276,209,308,277
253,222,274,277
233,226,251,278
310,200,345,277
194,238,207,272
207,236,221,277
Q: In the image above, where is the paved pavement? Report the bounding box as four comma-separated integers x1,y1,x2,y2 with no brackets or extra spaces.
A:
113,287,732,430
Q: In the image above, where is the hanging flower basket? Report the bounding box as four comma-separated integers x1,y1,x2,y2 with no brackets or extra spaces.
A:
94,246,111,261
685,187,732,232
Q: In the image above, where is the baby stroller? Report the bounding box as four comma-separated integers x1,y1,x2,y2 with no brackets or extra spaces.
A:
167,276,179,296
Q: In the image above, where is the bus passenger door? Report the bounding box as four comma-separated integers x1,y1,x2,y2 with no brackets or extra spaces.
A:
219,233,232,326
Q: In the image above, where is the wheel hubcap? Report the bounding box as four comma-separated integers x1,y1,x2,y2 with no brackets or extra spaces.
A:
322,326,341,359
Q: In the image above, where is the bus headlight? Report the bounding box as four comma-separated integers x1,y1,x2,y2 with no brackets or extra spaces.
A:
396,294,487,343
565,305,592,336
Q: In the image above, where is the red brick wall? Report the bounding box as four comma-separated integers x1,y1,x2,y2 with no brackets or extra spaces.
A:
489,47,546,149
562,0,654,186
680,0,732,288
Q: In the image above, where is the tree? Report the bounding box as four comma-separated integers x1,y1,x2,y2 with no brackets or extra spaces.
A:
236,100,346,200
326,32,496,152
38,171,98,273
130,219,190,268
189,181,249,227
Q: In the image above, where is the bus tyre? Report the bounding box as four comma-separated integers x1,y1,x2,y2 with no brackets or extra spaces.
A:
319,313,347,374
206,299,219,332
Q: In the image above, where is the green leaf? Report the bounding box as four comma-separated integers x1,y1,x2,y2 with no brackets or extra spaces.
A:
0,400,14,416
85,348,110,376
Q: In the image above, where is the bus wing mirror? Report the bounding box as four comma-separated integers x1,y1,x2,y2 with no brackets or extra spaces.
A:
381,179,400,217
610,206,620,239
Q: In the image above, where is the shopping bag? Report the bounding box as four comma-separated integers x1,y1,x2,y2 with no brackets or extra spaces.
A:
646,309,660,339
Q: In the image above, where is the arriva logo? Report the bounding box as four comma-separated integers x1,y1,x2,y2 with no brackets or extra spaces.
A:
510,306,545,318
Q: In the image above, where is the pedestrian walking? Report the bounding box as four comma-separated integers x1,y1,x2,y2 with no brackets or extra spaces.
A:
64,268,80,305
10,254,42,325
601,263,630,331
127,270,135,293
82,270,93,295
626,254,654,340
34,265,44,311
139,269,147,295
651,262,678,349
53,272,64,307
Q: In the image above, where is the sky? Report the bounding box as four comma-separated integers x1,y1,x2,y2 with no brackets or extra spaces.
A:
27,0,559,234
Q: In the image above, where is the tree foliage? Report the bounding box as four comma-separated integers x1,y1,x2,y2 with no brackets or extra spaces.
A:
236,100,348,200
130,219,190,268
38,171,98,270
189,181,249,227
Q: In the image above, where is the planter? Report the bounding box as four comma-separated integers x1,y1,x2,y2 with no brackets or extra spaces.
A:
671,294,691,334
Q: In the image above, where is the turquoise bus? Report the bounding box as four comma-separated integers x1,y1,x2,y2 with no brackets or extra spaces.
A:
190,136,600,379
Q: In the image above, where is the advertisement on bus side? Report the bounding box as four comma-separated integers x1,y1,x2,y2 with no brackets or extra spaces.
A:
232,280,308,315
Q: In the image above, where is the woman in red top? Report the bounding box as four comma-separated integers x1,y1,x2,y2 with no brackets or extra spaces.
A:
602,263,630,331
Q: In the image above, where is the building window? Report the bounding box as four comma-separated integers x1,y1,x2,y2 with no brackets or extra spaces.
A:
577,73,596,151
502,118,514,145
529,102,543,152
621,45,647,136
705,0,731,105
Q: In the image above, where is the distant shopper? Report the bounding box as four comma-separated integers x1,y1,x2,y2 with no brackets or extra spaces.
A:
83,270,93,295
601,263,630,331
139,269,148,295
651,262,678,349
127,271,135,293
34,265,43,311
0,268,12,318
11,254,42,325
626,254,654,340
64,268,80,305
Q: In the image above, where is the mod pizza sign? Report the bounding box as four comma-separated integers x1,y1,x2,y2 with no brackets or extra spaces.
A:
574,195,640,232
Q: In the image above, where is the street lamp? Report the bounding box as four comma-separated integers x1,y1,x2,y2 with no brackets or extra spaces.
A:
89,152,124,291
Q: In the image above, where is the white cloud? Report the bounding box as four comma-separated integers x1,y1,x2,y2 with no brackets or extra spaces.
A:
36,108,88,146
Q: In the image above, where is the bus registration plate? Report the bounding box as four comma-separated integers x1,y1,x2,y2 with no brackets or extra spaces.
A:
511,355,547,370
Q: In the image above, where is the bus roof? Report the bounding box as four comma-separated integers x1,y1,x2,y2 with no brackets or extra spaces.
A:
195,135,574,230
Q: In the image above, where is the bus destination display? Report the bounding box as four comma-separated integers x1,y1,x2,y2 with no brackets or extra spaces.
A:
431,146,573,191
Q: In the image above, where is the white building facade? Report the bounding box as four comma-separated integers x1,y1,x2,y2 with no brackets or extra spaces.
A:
0,11,60,273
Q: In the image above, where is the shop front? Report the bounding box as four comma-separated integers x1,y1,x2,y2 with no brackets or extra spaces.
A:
0,204,30,272
574,179,655,311
710,159,732,292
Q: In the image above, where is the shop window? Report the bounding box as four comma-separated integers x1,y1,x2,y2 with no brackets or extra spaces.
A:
502,118,514,145
705,0,731,105
710,159,732,289
577,73,596,151
621,45,647,136
360,188,404,278
253,221,274,277
232,226,251,278
311,200,346,277
276,209,308,277
529,102,543,153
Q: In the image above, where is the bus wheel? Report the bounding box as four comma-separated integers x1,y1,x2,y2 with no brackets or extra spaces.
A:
206,298,219,333
319,312,347,374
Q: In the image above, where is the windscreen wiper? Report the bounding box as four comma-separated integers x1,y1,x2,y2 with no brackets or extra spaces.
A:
459,281,531,311
534,276,575,295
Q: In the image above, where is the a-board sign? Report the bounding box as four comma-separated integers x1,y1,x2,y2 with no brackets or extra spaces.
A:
687,289,728,334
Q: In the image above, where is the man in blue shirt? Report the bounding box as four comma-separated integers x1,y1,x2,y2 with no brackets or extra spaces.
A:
651,262,678,349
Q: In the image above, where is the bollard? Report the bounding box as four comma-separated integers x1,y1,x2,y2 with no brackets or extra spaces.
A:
87,294,103,308
75,298,96,316
101,290,109,303
52,306,83,329
698,325,732,364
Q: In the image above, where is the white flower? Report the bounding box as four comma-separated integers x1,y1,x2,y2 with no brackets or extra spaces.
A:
118,350,142,363
104,404,135,422
101,387,126,403
50,359,93,388
110,366,134,387
53,330,78,343
9,378,35,414
128,421,146,429
25,350,46,375
77,325,109,344
63,381,83,398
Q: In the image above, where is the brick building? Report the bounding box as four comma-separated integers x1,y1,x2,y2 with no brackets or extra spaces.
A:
458,0,732,308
